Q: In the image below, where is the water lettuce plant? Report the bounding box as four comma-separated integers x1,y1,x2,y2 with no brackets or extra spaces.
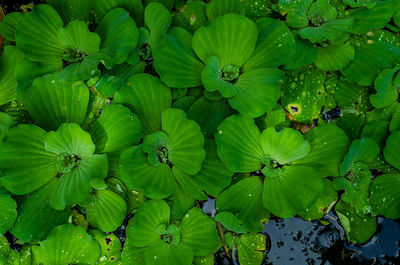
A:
0,0,400,264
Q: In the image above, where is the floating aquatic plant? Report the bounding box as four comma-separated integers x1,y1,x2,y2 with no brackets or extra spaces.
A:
0,0,400,264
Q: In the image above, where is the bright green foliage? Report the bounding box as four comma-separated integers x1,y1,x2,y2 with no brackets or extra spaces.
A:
225,233,266,265
32,224,100,264
123,200,219,265
1,0,400,261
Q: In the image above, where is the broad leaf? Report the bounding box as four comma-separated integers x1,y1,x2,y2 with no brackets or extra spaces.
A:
114,73,172,135
95,8,139,67
371,174,400,219
0,46,25,105
10,179,70,242
84,189,127,232
215,115,264,172
0,125,57,195
32,224,100,264
263,165,323,218
192,13,258,67
20,74,90,131
153,27,204,88
260,127,310,165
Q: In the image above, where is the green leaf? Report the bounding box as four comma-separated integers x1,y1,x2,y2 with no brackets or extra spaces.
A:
95,62,145,98
201,56,237,98
193,14,258,67
370,65,400,109
145,3,171,48
179,207,219,256
114,73,172,135
45,123,95,158
299,179,337,221
340,137,380,175
90,104,142,153
0,191,17,236
285,32,317,70
90,230,122,264
173,1,207,33
46,0,96,23
260,127,310,165
187,97,234,138
293,124,350,177
0,12,22,41
281,65,326,124
349,0,393,34
44,123,108,209
361,121,389,147
342,30,400,86
225,233,266,265
96,8,139,68
120,145,175,199
383,130,400,170
243,18,296,71
0,125,57,195
263,165,324,218
145,240,193,265
143,131,170,167
183,139,233,197
0,46,25,105
229,68,284,118
371,174,400,219
20,74,90,131
283,0,313,28
163,108,206,175
32,224,100,264
335,80,370,113
57,20,101,81
315,44,355,71
15,4,64,64
10,179,69,242
206,0,244,21
126,200,170,247
335,200,377,244
334,162,372,216
167,183,195,222
94,0,144,26
84,189,127,232
337,114,366,141
215,115,264,172
215,212,249,234
153,27,204,88
0,113,13,144
216,176,269,232
299,18,353,43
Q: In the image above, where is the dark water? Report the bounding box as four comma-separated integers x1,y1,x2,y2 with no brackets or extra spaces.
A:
2,1,400,264
202,199,400,265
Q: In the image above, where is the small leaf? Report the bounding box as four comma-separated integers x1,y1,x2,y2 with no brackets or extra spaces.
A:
20,74,90,131
10,179,70,242
370,65,400,109
163,108,206,175
215,115,264,172
114,73,172,135
193,14,258,67
96,8,139,68
371,174,400,219
145,3,171,48
84,189,127,232
153,27,204,88
90,104,142,153
315,44,355,71
340,137,380,175
263,165,323,218
383,130,400,170
0,46,25,105
260,127,310,165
